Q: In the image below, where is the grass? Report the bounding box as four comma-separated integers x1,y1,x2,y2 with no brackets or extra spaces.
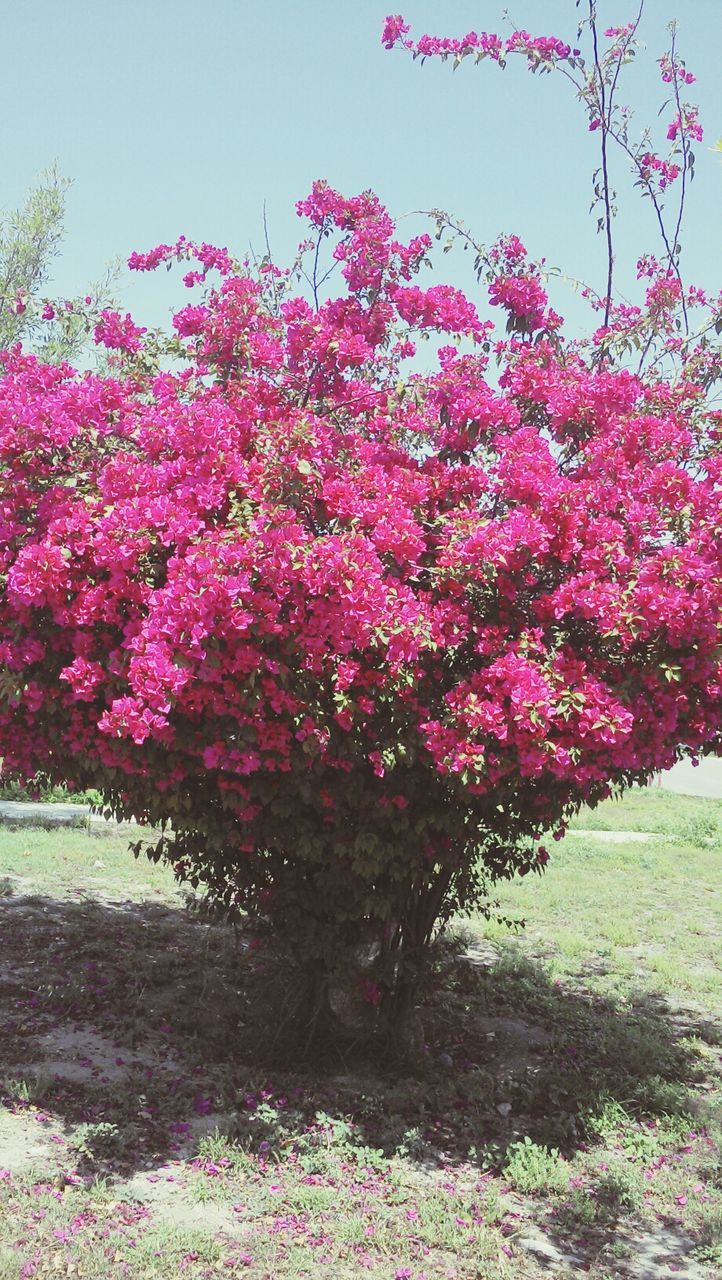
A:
0,786,720,1277
0,825,177,899
476,820,721,1006
568,783,722,842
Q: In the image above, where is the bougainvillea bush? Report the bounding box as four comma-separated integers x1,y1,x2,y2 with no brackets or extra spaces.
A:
2,10,722,1038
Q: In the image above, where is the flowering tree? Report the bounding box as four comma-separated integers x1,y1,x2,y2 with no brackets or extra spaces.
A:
0,167,115,365
1,7,721,1042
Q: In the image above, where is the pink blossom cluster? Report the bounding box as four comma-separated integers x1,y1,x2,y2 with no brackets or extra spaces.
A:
658,53,696,86
488,272,555,332
505,30,572,62
128,236,234,278
93,310,147,354
489,234,528,269
382,16,572,65
667,107,703,143
381,16,411,50
391,283,484,339
638,152,681,191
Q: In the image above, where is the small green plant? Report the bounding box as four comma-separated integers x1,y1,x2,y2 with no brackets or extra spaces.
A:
584,1096,631,1142
233,1101,300,1159
471,1140,506,1171
1,1077,33,1105
557,1186,598,1231
0,771,102,806
619,1124,661,1161
295,1111,387,1175
395,1125,430,1160
478,1179,505,1224
695,1203,722,1265
70,1122,124,1163
1,1072,55,1107
556,1160,643,1232
594,1160,644,1217
504,1137,567,1194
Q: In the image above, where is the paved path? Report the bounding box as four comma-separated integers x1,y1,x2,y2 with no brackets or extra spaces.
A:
661,757,722,798
0,801,144,833
0,800,90,827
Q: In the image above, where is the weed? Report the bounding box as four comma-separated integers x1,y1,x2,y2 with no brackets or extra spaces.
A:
294,1111,388,1175
394,1125,430,1160
2,1077,34,1106
504,1137,568,1194
618,1124,661,1161
594,1160,644,1217
583,1095,631,1142
69,1121,125,1164
695,1203,722,1265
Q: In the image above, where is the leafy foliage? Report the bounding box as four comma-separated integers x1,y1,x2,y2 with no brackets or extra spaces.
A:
0,167,116,363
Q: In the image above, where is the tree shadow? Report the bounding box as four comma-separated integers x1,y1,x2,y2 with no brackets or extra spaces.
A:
0,888,718,1187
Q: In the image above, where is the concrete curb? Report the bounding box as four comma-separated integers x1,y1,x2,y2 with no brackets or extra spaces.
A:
0,801,149,835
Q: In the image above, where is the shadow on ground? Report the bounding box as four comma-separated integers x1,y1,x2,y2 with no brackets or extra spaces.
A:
1,888,718,1189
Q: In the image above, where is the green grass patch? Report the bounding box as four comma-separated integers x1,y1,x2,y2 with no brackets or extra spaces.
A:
569,783,722,843
473,822,722,1009
0,825,177,899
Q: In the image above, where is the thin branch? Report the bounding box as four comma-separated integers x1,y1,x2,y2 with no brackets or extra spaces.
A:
311,225,324,312
589,1,615,326
668,25,689,333
606,120,687,320
607,0,645,108
261,199,281,316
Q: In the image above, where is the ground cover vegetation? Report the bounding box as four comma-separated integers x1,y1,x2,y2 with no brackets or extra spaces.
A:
0,791,719,1277
0,774,101,806
1,2,722,1044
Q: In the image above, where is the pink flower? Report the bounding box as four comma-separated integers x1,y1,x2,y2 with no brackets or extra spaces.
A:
381,15,411,49
360,979,382,1006
667,107,703,142
173,304,209,337
488,272,551,331
94,309,147,353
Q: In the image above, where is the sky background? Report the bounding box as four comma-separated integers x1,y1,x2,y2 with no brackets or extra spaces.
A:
2,0,721,336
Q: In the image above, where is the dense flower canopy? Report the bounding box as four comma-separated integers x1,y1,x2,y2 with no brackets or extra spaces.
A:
1,176,722,962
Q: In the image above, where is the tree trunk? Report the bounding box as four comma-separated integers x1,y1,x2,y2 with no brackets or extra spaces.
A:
298,957,337,1054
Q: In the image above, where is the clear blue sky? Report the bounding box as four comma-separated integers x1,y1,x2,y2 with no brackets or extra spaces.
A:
3,1,721,334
